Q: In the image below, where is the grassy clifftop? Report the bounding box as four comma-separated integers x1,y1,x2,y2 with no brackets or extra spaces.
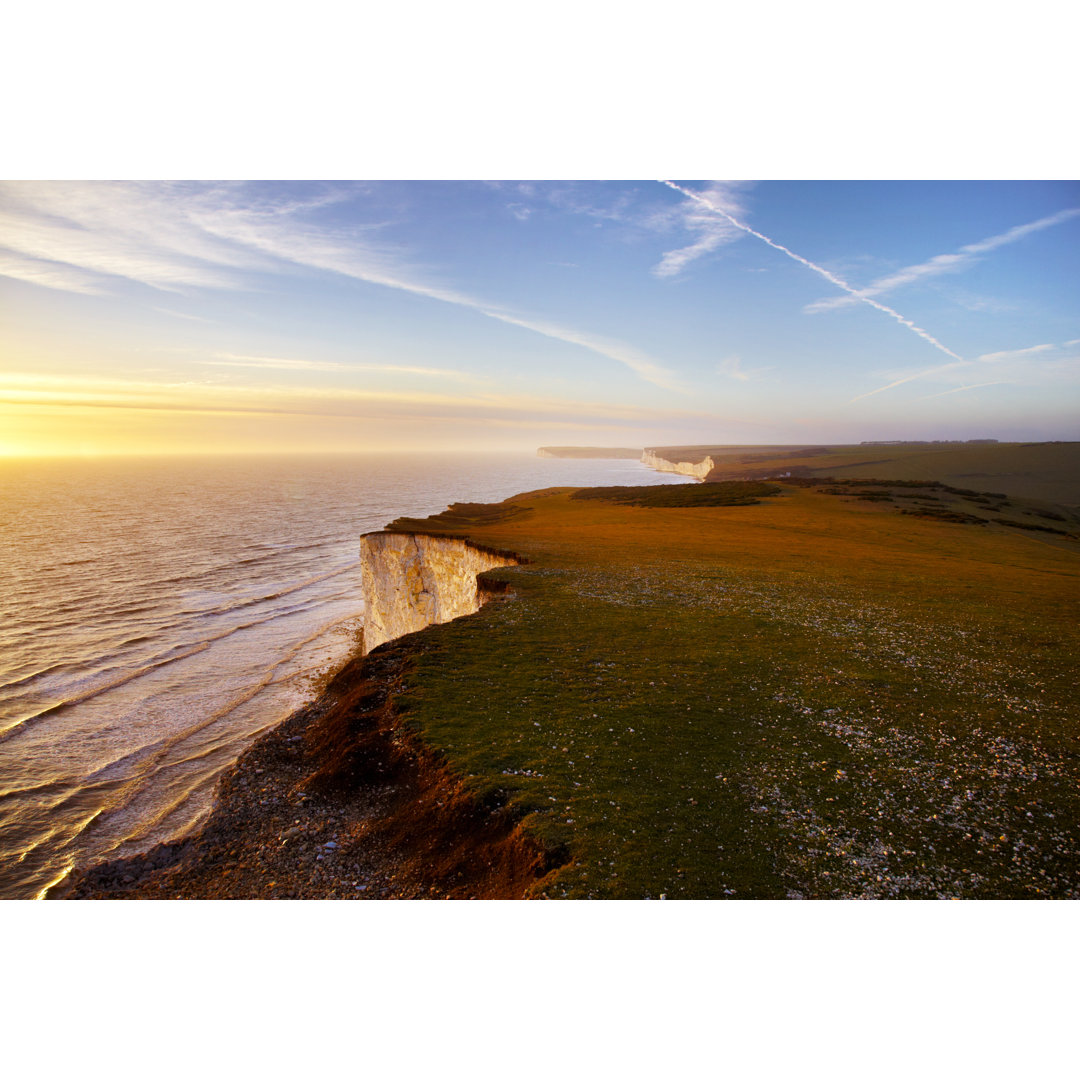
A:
318,477,1080,899
644,442,1080,505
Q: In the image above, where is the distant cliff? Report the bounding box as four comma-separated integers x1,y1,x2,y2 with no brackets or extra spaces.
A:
359,532,522,654
640,448,714,479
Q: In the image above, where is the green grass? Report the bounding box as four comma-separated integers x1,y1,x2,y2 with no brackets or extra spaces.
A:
777,476,1080,546
570,481,780,507
386,499,532,533
357,483,1080,899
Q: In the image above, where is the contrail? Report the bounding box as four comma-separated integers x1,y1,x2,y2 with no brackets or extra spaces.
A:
915,381,1007,401
847,360,970,403
659,180,964,363
806,206,1080,313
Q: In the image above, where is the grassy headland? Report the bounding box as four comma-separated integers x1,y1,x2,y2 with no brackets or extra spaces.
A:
70,473,1080,899
337,477,1080,898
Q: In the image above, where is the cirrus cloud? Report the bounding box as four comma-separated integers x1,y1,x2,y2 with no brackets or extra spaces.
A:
0,181,683,392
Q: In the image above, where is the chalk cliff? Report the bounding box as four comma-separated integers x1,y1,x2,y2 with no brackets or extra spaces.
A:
640,449,714,479
359,532,521,654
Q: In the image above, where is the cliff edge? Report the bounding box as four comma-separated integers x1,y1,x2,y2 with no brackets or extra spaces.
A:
360,532,522,654
640,448,714,479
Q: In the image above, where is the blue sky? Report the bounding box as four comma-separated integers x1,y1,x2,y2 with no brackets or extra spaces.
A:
1,179,1077,456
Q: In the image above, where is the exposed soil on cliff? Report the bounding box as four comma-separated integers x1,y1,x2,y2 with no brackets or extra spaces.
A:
64,639,559,900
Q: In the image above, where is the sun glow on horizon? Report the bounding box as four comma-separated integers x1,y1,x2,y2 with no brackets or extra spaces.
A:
1,181,1076,456
0,394,664,460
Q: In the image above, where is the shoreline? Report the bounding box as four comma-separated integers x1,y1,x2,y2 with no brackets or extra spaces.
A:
54,460,664,900
62,581,557,901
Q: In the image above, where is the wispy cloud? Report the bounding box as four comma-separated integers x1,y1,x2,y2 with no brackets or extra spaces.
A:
652,182,747,278
479,310,686,392
180,189,688,388
352,363,479,381
198,353,480,381
154,307,216,323
200,199,685,388
540,183,637,224
0,181,681,392
805,207,1080,313
0,248,105,295
0,370,709,428
0,181,266,293
198,354,350,372
717,356,750,382
660,180,965,364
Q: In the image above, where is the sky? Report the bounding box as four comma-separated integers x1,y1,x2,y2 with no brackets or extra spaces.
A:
1,179,1078,457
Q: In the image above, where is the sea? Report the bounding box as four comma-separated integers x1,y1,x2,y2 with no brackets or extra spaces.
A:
0,451,685,899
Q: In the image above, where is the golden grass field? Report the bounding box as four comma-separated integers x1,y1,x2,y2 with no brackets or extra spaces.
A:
361,475,1080,898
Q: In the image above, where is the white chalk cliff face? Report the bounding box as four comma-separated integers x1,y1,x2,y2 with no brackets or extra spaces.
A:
359,533,521,654
640,449,714,479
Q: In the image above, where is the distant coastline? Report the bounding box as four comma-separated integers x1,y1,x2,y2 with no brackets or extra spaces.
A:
536,446,641,459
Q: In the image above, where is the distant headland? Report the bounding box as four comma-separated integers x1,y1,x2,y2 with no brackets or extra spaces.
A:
536,447,641,459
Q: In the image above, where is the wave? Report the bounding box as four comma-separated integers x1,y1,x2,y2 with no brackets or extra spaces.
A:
0,776,78,801
0,662,84,693
36,610,359,843
7,542,349,628
4,596,163,638
109,536,350,595
193,563,357,619
34,630,328,851
0,642,213,740
0,560,358,687
0,592,359,743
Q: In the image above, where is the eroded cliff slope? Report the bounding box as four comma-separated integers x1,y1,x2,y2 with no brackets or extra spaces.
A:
360,532,521,654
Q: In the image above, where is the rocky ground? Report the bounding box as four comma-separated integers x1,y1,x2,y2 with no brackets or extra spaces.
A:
67,705,418,900
64,644,554,900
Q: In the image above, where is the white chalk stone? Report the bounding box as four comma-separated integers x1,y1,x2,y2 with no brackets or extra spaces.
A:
359,533,519,654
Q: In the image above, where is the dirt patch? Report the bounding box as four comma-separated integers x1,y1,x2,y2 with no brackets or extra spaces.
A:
63,639,561,901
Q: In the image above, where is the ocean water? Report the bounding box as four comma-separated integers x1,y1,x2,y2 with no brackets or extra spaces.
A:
0,451,685,899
